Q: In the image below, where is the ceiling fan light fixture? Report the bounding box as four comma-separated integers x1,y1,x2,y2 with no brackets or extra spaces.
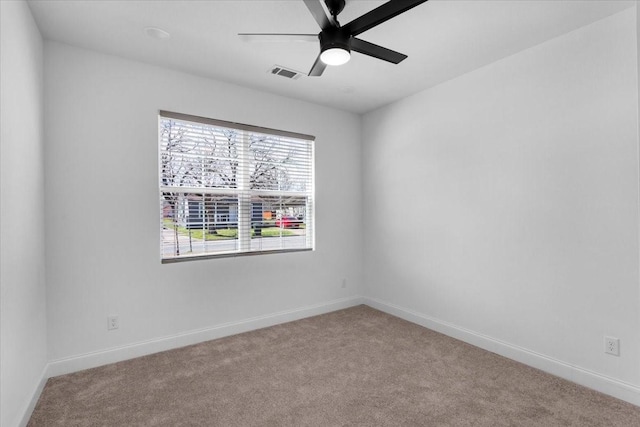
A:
320,47,351,66
319,28,351,66
241,0,427,76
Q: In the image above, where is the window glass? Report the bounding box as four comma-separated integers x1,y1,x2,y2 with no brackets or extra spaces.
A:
159,111,314,262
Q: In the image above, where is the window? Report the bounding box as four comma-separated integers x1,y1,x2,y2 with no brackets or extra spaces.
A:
159,111,315,262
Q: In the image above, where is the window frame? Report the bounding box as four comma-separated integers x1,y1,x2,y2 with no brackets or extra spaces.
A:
159,110,315,263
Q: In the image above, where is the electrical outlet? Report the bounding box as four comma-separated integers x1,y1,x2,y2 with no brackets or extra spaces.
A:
604,336,619,356
107,315,119,331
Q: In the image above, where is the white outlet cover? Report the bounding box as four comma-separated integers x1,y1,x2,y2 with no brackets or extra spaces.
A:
108,316,119,330
604,336,620,356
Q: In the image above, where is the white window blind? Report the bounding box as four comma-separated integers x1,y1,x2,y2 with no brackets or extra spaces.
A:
159,111,315,262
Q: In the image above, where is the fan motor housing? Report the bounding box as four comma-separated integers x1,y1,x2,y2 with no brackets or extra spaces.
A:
319,27,350,53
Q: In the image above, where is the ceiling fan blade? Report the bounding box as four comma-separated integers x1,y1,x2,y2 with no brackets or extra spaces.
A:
350,37,407,64
342,0,429,37
303,0,335,30
239,33,318,42
308,53,327,77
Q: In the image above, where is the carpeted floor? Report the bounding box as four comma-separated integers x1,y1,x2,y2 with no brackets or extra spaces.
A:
29,305,640,426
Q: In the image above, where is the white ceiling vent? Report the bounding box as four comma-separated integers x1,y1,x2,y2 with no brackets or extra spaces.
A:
268,65,304,80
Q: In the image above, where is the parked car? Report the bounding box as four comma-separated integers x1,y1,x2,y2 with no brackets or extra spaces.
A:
275,216,303,228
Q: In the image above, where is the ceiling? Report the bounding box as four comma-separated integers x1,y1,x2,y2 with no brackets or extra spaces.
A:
27,0,634,114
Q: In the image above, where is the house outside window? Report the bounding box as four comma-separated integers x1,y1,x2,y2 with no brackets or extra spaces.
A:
159,111,315,262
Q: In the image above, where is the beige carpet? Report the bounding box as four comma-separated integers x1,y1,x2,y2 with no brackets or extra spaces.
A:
29,305,640,426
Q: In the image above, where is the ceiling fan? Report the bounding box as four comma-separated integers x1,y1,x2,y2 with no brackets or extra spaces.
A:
239,0,429,76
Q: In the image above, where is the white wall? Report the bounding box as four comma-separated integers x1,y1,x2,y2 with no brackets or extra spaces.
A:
363,7,640,393
9,3,638,423
0,1,48,426
43,41,363,366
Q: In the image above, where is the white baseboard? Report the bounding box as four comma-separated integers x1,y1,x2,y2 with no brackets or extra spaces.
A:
17,364,48,427
47,296,364,378
26,295,639,425
364,297,640,407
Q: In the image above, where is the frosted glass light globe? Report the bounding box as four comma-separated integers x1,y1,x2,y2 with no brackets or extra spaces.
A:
320,48,351,66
